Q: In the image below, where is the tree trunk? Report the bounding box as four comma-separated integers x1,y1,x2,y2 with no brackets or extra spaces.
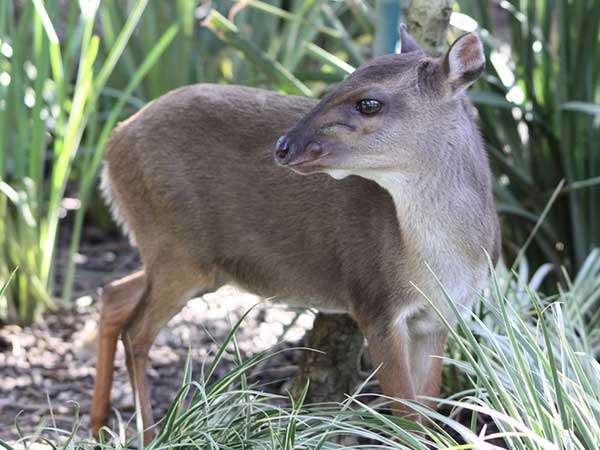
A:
406,0,453,56
291,313,364,403
290,0,453,405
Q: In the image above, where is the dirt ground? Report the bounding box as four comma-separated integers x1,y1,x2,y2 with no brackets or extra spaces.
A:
0,235,315,442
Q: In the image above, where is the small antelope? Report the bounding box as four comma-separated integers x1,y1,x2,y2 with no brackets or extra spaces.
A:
91,28,500,441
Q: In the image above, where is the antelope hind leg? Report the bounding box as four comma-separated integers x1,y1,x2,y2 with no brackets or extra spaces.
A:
121,266,223,444
91,270,146,440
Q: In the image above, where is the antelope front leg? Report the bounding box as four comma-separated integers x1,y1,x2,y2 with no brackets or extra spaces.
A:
358,321,418,419
409,327,448,407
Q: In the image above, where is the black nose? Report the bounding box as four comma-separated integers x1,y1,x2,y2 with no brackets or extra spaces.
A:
275,135,291,164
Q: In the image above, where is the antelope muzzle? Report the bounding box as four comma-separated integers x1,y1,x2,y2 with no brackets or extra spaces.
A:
274,134,325,170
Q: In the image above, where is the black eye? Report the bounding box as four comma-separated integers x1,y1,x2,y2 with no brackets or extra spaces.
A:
356,99,382,115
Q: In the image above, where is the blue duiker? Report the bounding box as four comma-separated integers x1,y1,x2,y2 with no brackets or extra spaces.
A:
91,29,500,442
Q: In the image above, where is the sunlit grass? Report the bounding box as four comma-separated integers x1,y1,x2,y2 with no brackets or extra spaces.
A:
0,1,176,323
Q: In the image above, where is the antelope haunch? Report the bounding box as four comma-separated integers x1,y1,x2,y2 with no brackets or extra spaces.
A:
91,29,500,441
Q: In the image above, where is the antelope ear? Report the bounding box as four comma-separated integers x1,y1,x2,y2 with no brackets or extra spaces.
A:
442,32,485,94
399,23,423,54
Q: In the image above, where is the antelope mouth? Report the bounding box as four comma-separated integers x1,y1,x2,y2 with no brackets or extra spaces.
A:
286,151,334,174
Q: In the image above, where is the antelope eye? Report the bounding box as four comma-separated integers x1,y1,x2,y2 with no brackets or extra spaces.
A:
356,99,382,115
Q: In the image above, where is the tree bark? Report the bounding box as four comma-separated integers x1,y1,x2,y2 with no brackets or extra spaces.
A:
291,313,364,403
406,0,453,56
290,0,453,405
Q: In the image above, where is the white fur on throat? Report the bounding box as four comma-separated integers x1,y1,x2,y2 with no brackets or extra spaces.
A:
326,170,353,180
326,168,488,335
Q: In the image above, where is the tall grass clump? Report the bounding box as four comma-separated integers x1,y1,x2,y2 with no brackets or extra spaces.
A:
431,249,600,449
0,1,179,324
456,0,600,274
